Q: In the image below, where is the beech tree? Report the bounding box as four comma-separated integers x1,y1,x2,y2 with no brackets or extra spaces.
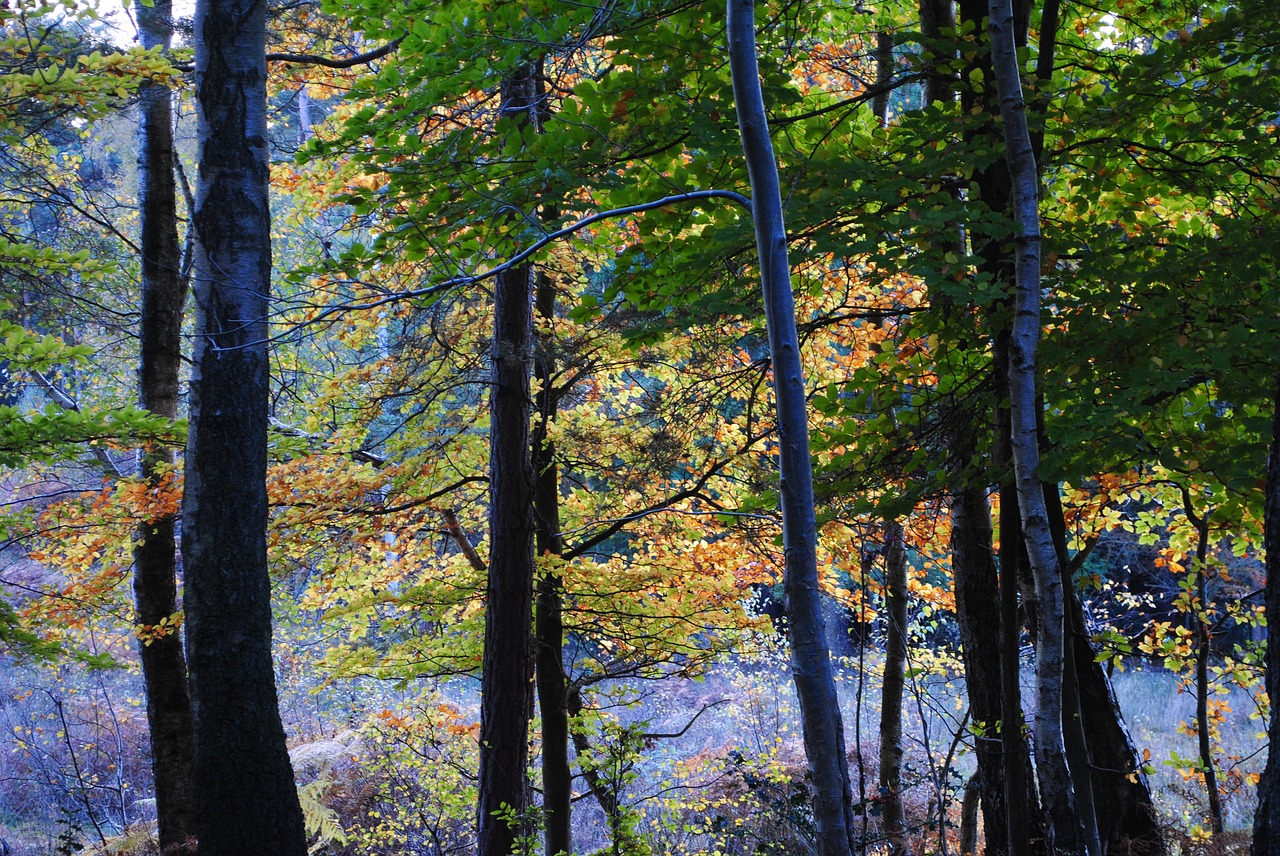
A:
477,63,539,856
133,0,195,847
182,0,307,849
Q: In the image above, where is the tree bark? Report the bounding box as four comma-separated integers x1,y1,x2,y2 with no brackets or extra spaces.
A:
951,484,1015,856
1044,475,1164,856
919,0,957,107
986,1,1085,851
726,2,856,853
533,270,572,856
478,64,538,856
182,0,308,850
1253,367,1280,855
872,31,894,128
134,0,195,847
879,519,911,856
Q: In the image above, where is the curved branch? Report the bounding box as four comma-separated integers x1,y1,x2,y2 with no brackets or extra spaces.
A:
266,37,403,68
287,189,752,332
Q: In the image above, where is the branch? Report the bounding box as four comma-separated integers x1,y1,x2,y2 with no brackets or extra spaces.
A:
29,370,126,478
286,189,752,331
269,416,387,466
266,36,403,68
173,38,403,73
442,508,487,573
641,697,731,739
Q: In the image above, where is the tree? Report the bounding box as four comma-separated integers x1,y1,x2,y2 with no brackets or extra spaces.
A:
727,0,856,852
1256,369,1280,854
987,0,1089,850
181,0,308,848
477,63,539,856
133,0,195,846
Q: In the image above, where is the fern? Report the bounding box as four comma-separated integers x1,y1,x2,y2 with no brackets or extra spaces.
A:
297,778,349,855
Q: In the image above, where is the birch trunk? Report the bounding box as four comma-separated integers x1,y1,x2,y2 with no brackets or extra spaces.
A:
985,0,1085,851
726,2,855,852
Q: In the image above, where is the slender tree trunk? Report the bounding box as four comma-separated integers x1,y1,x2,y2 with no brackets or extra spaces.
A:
997,455,1043,856
1253,368,1280,855
297,85,311,146
533,270,572,856
879,519,911,856
478,65,538,856
183,0,307,850
1040,476,1101,852
986,1,1085,851
726,2,855,853
1186,504,1224,838
134,0,194,847
948,3,1046,851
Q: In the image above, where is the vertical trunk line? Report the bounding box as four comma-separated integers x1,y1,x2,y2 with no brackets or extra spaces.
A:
725,1,855,853
183,0,308,849
134,0,194,847
987,0,1085,851
478,64,539,856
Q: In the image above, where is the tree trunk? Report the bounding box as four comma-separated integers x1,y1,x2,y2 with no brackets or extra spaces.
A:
533,270,571,856
478,64,538,856
951,484,1015,856
879,519,911,856
726,2,855,853
1253,367,1280,855
183,0,307,850
134,0,194,847
1043,484,1164,856
949,3,1046,852
872,31,894,127
919,0,957,107
986,1,1085,851
1187,505,1224,838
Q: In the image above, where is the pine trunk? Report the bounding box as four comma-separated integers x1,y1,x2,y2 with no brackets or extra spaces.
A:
726,2,855,852
183,0,307,850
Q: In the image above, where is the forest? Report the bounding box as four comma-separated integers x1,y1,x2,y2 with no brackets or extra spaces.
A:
0,0,1278,853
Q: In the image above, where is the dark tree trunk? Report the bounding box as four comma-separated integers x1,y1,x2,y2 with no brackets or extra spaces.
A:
533,270,571,856
951,484,1011,856
727,2,855,852
879,519,910,856
478,64,538,856
919,0,957,107
872,31,894,127
1068,592,1164,856
182,0,307,850
134,0,195,845
1043,485,1164,856
1253,368,1280,855
952,2,1045,852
